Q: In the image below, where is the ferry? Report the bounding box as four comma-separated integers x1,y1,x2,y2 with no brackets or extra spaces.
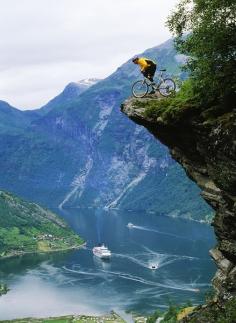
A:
127,222,134,228
92,244,111,259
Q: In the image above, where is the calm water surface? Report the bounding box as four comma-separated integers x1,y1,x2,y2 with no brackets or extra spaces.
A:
0,208,216,319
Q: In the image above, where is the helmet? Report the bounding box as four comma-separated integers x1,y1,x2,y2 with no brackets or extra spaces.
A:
132,57,139,63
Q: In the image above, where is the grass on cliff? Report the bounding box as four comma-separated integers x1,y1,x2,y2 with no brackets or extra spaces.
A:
146,301,195,323
146,297,236,323
141,80,199,124
181,297,236,323
140,79,233,125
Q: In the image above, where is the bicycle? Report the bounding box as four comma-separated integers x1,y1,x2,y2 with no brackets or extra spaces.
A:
132,69,176,98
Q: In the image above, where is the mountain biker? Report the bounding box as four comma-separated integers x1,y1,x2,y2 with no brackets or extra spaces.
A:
132,57,157,94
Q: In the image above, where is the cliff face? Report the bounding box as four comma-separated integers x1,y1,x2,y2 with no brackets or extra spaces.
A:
121,97,236,302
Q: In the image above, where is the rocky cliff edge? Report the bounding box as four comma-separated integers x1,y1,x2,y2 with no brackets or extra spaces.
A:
121,96,236,320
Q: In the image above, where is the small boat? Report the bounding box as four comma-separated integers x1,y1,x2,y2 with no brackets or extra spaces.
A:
127,222,134,228
92,244,111,259
149,264,159,270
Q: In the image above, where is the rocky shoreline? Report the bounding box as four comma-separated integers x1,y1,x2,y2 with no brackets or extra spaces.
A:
0,312,147,323
0,242,86,261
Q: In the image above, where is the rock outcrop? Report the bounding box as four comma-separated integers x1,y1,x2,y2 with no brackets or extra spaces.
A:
121,97,236,307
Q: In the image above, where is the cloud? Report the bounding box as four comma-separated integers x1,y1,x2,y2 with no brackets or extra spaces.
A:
0,0,179,109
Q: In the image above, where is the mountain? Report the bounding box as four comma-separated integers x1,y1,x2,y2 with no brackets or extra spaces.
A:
37,78,101,115
0,100,39,134
0,190,83,258
0,79,101,134
0,39,212,220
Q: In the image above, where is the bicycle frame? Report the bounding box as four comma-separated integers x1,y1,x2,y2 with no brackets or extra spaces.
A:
143,71,165,90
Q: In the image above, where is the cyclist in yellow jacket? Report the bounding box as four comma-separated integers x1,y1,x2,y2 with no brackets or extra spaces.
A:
132,57,157,94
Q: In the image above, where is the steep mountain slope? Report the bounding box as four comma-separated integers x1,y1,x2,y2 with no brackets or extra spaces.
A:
38,78,101,115
0,39,212,219
0,190,83,258
121,96,236,320
0,100,38,134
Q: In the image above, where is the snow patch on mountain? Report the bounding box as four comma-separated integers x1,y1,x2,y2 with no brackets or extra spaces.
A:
77,78,101,86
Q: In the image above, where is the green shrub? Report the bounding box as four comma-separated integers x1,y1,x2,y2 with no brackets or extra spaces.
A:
142,80,199,123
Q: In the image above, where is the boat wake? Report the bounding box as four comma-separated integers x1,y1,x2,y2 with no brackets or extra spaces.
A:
99,269,207,293
142,246,199,261
112,246,198,271
62,265,112,281
25,259,210,310
112,252,176,270
128,224,194,241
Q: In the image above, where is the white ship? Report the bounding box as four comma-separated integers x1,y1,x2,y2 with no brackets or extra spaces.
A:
127,222,134,228
92,244,111,259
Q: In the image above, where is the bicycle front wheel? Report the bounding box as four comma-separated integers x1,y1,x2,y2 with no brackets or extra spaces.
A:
132,80,149,98
159,78,176,97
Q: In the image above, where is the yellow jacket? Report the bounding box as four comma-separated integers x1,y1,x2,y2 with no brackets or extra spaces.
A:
137,57,156,71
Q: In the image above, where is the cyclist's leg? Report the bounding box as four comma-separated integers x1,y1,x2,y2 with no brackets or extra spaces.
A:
142,69,152,83
142,68,152,81
148,65,156,82
144,67,156,93
141,70,148,79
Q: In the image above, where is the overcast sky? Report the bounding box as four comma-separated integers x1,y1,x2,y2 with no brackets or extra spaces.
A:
0,0,179,110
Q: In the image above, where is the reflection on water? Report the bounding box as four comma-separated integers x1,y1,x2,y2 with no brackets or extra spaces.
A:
0,208,216,319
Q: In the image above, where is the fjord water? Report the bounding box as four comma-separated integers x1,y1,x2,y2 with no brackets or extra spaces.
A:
0,208,216,319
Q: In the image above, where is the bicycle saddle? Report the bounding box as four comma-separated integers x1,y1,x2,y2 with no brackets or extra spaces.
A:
159,69,166,71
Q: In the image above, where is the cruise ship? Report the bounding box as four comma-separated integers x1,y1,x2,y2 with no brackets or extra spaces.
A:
92,244,111,259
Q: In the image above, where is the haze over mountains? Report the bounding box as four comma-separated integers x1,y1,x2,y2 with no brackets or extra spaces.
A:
0,39,212,220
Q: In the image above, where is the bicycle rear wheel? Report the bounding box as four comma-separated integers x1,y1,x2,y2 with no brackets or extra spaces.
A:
132,80,149,98
159,78,176,97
